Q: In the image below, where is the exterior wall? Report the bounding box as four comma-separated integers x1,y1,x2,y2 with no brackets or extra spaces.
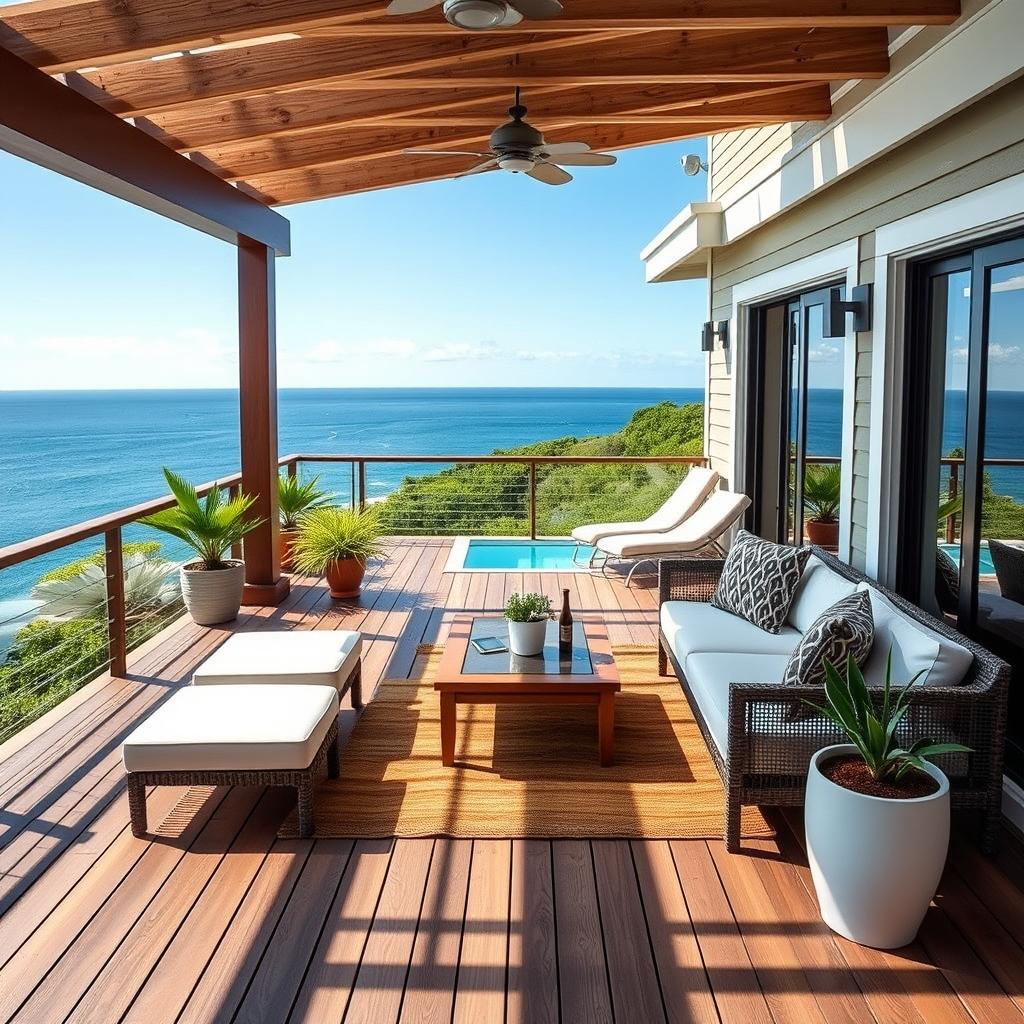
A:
705,74,1024,569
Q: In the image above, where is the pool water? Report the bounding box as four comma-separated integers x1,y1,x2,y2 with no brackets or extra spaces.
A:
461,539,596,571
939,542,996,576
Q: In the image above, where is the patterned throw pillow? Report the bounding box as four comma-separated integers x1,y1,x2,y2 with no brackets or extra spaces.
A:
711,530,812,634
781,590,874,693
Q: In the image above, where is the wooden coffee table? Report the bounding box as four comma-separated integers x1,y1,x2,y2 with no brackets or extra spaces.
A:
434,615,621,767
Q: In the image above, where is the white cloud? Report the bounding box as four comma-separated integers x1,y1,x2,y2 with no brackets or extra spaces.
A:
989,343,1022,363
305,338,418,362
807,343,841,363
992,274,1024,293
422,342,499,362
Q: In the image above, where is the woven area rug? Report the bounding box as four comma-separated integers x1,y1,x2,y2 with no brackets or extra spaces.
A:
280,644,772,839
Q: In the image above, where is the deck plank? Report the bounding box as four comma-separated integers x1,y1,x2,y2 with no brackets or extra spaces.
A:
507,839,559,1024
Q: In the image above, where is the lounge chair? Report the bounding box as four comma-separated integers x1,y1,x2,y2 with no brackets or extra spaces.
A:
594,489,751,586
571,466,720,564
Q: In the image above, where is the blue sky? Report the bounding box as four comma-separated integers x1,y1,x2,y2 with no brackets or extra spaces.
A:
0,137,709,390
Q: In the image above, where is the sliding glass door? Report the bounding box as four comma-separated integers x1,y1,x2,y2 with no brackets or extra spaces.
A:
748,287,844,550
902,235,1024,777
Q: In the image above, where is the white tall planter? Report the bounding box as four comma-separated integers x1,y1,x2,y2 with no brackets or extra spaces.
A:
507,619,547,657
805,744,950,949
180,561,245,626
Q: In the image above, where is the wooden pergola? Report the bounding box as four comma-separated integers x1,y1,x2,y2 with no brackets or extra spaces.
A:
0,0,958,602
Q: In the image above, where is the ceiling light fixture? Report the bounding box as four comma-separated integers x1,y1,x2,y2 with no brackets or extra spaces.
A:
442,0,509,29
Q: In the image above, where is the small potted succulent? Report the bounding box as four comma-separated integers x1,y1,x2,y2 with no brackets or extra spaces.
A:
504,592,552,657
291,506,383,598
802,463,842,547
139,469,263,625
804,653,970,948
278,472,334,572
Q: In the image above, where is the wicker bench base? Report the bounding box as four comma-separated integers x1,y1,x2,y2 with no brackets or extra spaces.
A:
126,719,340,839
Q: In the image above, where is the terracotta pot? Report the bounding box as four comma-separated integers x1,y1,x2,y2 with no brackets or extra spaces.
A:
279,528,299,571
179,560,245,625
325,557,367,599
805,518,840,548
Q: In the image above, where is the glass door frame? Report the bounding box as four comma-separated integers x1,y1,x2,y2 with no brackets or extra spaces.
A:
746,285,839,546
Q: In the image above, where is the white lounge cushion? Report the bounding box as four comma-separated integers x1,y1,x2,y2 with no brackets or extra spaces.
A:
856,583,973,687
661,601,801,663
572,467,719,544
682,652,792,757
193,630,361,690
787,555,858,632
122,684,339,773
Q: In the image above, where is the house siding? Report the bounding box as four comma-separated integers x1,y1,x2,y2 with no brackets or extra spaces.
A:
704,75,1024,569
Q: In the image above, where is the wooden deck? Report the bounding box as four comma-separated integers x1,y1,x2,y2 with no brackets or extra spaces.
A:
1,537,1023,1024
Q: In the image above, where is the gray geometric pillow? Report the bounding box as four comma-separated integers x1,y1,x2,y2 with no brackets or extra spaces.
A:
782,590,874,691
711,530,812,634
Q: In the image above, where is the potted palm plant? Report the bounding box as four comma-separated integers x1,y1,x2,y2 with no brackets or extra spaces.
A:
139,469,263,625
278,473,334,572
504,592,552,656
804,653,970,948
291,506,383,598
803,463,841,547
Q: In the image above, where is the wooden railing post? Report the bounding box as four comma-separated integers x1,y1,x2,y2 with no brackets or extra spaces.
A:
946,462,959,544
350,462,356,510
228,483,244,560
104,527,127,678
287,459,297,480
358,460,366,513
529,462,537,540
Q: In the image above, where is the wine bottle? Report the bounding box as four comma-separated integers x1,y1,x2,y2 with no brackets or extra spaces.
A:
559,588,573,653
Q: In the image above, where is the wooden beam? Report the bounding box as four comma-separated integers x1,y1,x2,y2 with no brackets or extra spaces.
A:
249,122,761,204
152,81,828,151
0,0,959,76
75,30,624,118
202,86,831,180
0,46,289,252
238,238,288,606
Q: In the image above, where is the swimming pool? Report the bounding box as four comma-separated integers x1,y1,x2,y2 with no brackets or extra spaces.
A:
446,538,597,572
939,541,996,576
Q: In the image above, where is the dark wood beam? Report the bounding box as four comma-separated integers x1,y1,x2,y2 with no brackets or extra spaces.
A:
0,46,289,252
238,238,288,605
0,0,959,75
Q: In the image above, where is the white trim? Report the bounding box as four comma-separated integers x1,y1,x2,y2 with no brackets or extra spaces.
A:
729,241,859,560
1003,775,1024,837
641,202,723,283
866,171,1024,581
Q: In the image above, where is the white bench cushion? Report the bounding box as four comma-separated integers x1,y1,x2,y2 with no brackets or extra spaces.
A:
856,583,973,687
193,630,361,690
787,555,858,632
122,684,339,773
661,601,801,664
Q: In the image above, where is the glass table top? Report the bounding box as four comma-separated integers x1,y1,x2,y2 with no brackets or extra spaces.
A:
463,617,593,675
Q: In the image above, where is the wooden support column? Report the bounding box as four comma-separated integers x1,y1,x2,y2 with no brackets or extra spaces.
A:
238,237,289,605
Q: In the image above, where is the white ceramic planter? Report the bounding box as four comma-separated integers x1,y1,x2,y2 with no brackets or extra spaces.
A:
180,561,245,625
805,743,950,949
507,619,547,657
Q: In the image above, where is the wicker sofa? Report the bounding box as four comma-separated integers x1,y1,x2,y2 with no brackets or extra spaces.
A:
658,548,1010,853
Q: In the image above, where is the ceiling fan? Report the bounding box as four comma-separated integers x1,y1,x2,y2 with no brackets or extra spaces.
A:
402,89,617,186
385,0,563,31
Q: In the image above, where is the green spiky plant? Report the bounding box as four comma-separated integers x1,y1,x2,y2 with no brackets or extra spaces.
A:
807,652,971,785
278,473,334,530
504,592,553,623
290,506,384,575
803,463,842,524
138,468,264,569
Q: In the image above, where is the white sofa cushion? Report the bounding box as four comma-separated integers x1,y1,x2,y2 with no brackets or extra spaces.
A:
661,601,802,664
193,630,361,690
122,684,339,772
682,652,792,758
856,583,973,687
787,555,859,632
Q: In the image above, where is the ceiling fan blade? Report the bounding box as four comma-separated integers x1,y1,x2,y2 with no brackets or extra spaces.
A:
549,152,617,167
499,5,524,25
386,0,441,13
403,148,491,157
456,158,499,177
511,0,564,19
541,141,591,156
528,162,572,185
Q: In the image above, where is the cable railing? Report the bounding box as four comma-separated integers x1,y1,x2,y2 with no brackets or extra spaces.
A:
0,451,705,741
